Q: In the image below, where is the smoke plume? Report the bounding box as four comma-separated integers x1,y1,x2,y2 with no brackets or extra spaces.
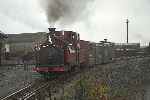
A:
41,0,93,25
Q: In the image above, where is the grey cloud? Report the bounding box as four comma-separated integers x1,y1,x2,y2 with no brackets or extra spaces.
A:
0,0,150,44
0,0,48,32
40,0,94,25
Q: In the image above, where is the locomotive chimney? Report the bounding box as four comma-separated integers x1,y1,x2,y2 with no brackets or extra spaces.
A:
48,28,56,32
46,27,56,43
104,39,107,42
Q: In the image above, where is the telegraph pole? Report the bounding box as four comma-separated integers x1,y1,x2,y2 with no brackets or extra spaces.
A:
126,19,129,43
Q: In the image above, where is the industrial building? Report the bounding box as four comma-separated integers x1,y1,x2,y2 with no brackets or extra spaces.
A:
2,32,46,64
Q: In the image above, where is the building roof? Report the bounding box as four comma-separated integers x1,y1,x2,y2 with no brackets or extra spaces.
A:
6,32,47,43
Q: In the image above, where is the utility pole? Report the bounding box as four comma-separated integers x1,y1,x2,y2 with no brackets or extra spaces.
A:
126,19,129,43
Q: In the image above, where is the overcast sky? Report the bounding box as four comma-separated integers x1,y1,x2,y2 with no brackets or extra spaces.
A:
0,0,150,44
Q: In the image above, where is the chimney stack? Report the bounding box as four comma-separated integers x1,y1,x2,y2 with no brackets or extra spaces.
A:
104,39,107,42
46,27,56,43
48,28,56,33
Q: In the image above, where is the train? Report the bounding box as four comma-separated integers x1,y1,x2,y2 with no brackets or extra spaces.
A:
34,28,150,77
34,28,114,77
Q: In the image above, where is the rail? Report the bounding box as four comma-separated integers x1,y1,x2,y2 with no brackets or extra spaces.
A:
1,80,49,100
1,84,32,100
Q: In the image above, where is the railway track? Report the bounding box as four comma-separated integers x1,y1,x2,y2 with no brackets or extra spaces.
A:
20,82,50,100
1,55,150,100
1,84,32,100
0,79,49,100
0,70,78,100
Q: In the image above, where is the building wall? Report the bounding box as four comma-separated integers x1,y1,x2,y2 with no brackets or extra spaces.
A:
2,32,46,64
5,32,47,55
8,42,35,54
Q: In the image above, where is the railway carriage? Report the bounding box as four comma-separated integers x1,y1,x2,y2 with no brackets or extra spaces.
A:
88,39,114,65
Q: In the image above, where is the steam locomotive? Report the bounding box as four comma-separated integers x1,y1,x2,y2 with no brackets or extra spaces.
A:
35,28,114,77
